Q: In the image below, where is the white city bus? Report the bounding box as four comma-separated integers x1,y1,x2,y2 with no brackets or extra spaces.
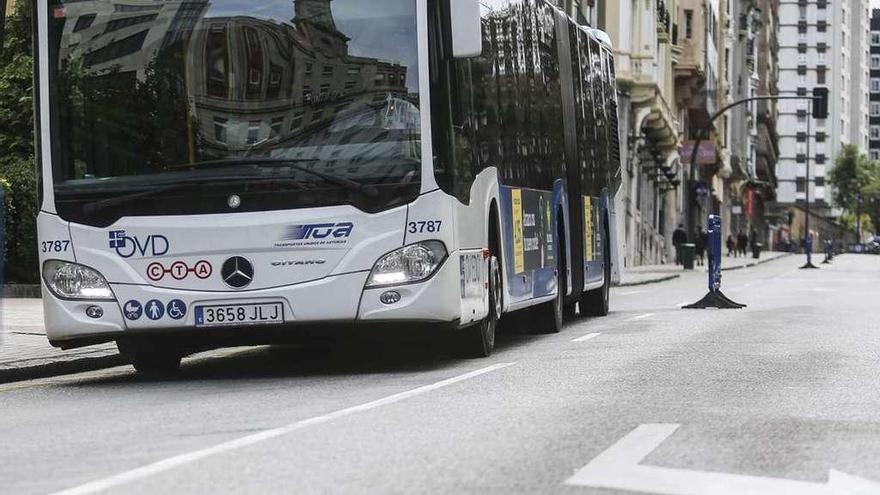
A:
33,0,621,372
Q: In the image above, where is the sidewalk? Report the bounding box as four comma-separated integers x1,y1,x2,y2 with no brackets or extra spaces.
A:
616,251,791,287
0,298,124,383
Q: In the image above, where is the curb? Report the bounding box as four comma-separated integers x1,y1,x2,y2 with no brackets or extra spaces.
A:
615,274,680,287
0,353,128,385
2,284,42,299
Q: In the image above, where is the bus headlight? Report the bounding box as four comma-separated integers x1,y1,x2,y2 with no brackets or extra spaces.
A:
42,260,116,301
366,241,447,288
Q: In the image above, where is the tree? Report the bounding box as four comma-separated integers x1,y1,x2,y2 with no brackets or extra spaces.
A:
0,0,38,282
828,145,878,212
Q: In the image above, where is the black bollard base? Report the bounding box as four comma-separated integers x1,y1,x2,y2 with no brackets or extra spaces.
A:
683,289,747,309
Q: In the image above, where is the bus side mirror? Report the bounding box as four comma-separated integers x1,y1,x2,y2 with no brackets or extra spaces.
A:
450,0,482,58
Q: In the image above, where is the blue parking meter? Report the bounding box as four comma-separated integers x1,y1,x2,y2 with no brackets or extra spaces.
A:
684,214,746,309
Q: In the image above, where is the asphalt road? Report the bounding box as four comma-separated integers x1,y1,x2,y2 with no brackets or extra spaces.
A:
2,254,880,495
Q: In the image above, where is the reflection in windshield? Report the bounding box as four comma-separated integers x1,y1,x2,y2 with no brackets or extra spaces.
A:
49,0,421,196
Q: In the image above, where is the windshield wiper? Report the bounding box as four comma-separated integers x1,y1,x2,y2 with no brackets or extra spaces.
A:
167,158,379,198
80,176,313,216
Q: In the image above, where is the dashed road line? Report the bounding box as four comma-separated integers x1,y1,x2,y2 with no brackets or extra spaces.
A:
49,362,515,495
629,313,655,321
572,332,602,342
618,290,646,296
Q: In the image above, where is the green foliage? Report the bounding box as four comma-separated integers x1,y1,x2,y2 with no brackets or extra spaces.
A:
1,0,38,283
828,145,878,212
0,156,39,283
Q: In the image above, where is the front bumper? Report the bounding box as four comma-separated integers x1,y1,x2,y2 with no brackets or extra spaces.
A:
44,255,465,348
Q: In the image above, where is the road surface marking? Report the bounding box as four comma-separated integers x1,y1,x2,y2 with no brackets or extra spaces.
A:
619,290,646,296
572,332,601,342
629,313,655,321
50,362,514,495
565,423,880,495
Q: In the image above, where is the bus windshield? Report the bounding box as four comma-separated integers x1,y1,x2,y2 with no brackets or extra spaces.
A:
46,0,422,225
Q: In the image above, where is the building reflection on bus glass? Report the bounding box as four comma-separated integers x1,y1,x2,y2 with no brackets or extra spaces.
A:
48,0,422,221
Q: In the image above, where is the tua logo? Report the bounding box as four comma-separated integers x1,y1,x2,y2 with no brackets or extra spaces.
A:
285,223,354,241
109,231,170,259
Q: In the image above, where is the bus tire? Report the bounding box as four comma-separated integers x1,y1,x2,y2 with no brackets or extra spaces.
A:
460,255,500,358
583,223,611,317
118,339,183,376
131,351,182,376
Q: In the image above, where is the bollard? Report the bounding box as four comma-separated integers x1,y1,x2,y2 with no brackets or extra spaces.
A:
683,215,746,309
801,233,819,269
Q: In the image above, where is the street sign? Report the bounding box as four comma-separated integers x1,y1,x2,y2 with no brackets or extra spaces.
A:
731,206,743,215
566,424,880,494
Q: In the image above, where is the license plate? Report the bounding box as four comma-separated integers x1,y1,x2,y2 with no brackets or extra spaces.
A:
194,303,284,327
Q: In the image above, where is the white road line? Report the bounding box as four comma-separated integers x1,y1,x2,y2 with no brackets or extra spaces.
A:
572,332,601,342
50,362,514,495
618,290,646,296
629,313,655,321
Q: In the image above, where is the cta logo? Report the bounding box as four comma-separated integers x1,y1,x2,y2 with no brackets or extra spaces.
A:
275,223,353,248
109,231,170,259
147,260,212,282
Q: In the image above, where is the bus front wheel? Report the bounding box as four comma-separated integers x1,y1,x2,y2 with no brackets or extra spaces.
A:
118,339,183,376
459,255,500,358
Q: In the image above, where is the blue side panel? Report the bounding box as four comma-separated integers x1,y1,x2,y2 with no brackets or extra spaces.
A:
499,185,565,306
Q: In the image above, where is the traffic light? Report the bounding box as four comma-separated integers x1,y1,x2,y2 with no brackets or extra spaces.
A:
812,87,829,119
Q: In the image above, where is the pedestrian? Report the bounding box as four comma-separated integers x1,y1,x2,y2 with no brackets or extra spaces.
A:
672,223,687,265
727,234,737,257
694,225,707,266
749,228,759,257
737,231,748,257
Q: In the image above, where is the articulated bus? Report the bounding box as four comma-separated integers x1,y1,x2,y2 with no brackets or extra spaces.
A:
32,0,622,372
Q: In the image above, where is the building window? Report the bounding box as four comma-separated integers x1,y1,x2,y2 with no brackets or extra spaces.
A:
816,154,826,164
323,65,334,76
817,69,826,85
797,132,807,142
797,65,807,76
872,103,880,117
817,21,827,32
816,132,826,142
796,178,806,192
213,117,228,143
246,121,261,145
872,79,880,93
815,177,825,187
290,112,304,131
269,117,283,139
797,87,807,96
873,33,880,46
685,10,693,39
796,154,806,163
798,21,807,34
871,150,880,160
871,126,880,140
873,56,880,70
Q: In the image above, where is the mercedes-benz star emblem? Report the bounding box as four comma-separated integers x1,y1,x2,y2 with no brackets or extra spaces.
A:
221,256,254,289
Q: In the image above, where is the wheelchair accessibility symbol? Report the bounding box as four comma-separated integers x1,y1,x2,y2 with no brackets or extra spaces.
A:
166,300,187,320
